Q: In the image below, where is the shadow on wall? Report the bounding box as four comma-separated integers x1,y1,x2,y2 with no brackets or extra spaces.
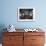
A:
0,24,7,43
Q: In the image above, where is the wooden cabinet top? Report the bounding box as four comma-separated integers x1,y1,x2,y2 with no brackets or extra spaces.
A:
3,32,45,36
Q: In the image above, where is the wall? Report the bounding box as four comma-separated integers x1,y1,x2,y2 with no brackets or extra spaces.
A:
0,0,46,30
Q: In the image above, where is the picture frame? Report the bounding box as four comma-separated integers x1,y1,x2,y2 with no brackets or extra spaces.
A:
17,7,35,21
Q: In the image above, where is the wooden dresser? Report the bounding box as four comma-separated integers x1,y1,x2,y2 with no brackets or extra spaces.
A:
2,31,45,46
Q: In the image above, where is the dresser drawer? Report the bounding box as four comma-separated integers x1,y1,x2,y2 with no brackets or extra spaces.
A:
3,32,23,36
32,44,44,46
32,36,45,44
3,42,23,46
24,32,44,36
3,35,23,44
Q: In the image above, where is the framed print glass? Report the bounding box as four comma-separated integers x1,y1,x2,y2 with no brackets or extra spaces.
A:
18,7,35,21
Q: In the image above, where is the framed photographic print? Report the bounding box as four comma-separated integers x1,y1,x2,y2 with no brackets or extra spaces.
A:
18,7,35,21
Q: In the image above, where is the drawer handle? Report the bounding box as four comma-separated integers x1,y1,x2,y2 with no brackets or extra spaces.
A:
32,39,36,40
9,38,13,40
9,38,12,40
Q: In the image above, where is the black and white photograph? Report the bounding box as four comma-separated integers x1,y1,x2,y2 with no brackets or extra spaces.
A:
18,7,35,21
